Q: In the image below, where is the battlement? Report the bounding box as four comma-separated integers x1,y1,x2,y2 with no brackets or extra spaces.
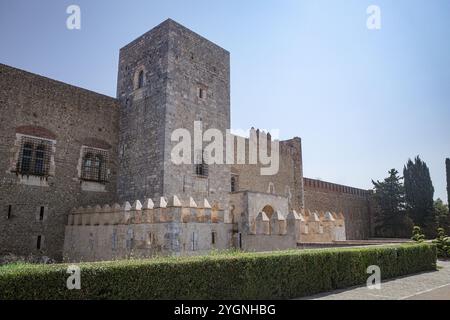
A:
304,177,370,197
248,207,345,242
67,195,225,226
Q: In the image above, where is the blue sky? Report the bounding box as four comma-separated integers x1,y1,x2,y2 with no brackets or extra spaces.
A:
1,0,449,202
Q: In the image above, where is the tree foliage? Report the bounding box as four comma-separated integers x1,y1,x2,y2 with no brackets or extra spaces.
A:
404,156,436,238
372,169,410,237
446,158,450,206
432,228,450,259
411,226,425,243
435,198,450,234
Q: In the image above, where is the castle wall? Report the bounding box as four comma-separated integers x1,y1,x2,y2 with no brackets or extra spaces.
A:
116,21,170,202
0,64,119,260
63,196,233,262
163,20,231,214
116,20,231,217
303,178,371,240
231,136,304,211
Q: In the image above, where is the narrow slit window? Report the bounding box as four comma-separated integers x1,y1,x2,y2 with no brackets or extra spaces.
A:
39,206,45,221
7,205,12,219
231,176,236,192
36,235,42,250
138,70,144,88
211,231,216,245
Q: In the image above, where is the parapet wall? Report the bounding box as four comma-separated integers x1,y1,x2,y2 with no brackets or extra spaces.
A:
66,196,225,226
303,177,371,240
63,196,231,262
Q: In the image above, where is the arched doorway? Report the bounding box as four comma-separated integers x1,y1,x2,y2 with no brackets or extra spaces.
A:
261,205,275,220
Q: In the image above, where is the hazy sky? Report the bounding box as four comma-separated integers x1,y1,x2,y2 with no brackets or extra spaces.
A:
1,0,449,202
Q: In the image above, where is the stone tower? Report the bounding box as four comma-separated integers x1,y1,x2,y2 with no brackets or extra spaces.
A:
116,19,231,213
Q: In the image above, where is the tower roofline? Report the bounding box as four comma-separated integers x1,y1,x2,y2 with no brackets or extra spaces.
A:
119,18,229,55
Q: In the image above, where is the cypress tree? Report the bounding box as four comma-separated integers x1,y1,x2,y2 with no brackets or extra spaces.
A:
446,158,450,206
403,156,436,238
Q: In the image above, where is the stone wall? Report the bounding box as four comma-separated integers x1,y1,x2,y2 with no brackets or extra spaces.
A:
163,19,231,215
231,134,304,211
0,64,119,260
303,178,372,239
116,19,231,218
63,196,233,262
230,191,345,249
116,20,170,202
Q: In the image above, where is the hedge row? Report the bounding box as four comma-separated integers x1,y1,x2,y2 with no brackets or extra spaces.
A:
0,243,436,299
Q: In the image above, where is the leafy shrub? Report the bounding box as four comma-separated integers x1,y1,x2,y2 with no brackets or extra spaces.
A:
411,226,425,242
0,244,436,300
432,228,450,259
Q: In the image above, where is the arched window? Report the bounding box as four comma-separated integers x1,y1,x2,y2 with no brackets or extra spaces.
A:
81,148,108,182
138,70,144,89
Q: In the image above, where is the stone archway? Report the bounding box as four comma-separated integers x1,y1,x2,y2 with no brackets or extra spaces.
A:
261,205,275,220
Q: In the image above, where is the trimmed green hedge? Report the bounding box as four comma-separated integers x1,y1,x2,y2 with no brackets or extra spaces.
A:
0,243,436,299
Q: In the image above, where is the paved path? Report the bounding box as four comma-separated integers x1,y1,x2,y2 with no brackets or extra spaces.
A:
300,260,450,300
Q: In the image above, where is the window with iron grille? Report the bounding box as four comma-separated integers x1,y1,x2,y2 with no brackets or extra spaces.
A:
194,150,208,177
81,147,108,183
16,136,52,176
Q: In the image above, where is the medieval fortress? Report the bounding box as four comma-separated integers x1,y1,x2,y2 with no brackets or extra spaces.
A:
0,19,374,262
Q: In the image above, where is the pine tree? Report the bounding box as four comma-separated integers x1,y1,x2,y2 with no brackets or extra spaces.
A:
372,169,408,237
403,156,436,238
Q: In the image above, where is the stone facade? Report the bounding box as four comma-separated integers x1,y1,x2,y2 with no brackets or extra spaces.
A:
231,134,304,211
0,64,119,260
1,19,375,262
116,19,230,214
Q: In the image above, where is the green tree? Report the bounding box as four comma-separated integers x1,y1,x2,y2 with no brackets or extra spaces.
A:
372,169,409,237
403,156,436,238
435,198,450,234
446,158,450,206
432,227,450,259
